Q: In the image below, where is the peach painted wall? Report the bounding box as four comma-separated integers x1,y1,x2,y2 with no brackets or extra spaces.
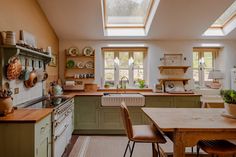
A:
0,0,59,94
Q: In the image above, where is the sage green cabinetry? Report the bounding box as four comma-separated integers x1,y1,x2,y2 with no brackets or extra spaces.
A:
74,95,200,134
74,97,99,130
0,114,51,157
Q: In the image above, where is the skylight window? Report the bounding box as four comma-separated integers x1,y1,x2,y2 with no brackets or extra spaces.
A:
203,1,236,36
102,0,159,36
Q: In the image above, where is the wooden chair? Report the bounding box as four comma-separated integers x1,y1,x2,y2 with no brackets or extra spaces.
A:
197,140,236,157
120,102,166,157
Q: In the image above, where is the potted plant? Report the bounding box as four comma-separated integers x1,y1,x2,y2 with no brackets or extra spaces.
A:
137,79,146,89
220,89,236,116
0,89,13,116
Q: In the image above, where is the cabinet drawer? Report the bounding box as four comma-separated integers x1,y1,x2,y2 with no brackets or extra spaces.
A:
35,114,51,142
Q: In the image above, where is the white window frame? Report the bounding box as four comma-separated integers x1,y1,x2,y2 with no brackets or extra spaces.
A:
102,47,147,88
193,48,219,87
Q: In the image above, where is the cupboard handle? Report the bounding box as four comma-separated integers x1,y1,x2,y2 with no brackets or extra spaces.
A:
40,122,49,133
54,124,69,141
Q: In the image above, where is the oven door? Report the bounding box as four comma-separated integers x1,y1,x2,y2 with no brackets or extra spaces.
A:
53,114,71,157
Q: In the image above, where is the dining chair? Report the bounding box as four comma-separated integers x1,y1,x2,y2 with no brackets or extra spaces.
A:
196,140,236,157
120,102,166,157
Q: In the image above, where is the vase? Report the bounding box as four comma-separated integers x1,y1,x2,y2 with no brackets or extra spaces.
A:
0,97,13,116
224,103,236,116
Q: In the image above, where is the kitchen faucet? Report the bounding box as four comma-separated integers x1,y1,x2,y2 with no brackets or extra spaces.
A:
120,76,129,93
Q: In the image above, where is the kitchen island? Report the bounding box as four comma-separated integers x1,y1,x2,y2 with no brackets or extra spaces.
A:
64,90,201,134
0,108,53,157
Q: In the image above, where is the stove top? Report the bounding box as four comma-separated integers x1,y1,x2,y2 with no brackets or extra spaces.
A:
17,96,71,109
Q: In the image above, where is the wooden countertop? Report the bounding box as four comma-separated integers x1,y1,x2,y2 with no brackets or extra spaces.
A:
64,91,201,97
0,108,53,123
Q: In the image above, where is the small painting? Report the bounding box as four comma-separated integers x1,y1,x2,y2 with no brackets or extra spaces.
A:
49,54,57,67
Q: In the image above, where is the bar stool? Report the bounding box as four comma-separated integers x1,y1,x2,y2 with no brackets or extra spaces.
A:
120,102,166,157
197,140,236,157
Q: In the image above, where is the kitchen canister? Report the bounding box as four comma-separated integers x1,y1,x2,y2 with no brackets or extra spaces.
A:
1,31,16,45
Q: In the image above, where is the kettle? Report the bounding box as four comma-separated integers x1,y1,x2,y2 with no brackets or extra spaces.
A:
1,31,16,45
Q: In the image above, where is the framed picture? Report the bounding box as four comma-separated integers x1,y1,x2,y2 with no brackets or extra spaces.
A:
49,54,57,67
20,30,37,47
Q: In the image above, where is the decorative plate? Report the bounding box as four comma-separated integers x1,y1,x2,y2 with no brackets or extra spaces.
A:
68,47,79,56
83,47,94,56
66,60,75,68
85,61,94,69
77,62,84,69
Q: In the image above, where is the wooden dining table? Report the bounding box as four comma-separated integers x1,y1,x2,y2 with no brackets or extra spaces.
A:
142,108,236,157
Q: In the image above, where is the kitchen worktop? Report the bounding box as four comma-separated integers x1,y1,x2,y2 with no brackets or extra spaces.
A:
0,108,53,123
64,91,201,97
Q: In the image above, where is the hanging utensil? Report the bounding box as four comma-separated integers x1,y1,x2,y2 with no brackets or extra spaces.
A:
42,61,48,81
24,59,37,88
36,60,44,82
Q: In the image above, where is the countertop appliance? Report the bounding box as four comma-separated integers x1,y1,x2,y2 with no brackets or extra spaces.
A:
17,96,74,157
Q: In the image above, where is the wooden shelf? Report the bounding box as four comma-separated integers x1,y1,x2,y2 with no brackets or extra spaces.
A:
66,55,94,58
65,77,95,80
158,65,190,73
65,67,94,70
158,78,190,85
0,45,52,64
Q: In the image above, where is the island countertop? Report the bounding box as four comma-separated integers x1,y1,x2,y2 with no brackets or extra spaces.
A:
0,108,53,123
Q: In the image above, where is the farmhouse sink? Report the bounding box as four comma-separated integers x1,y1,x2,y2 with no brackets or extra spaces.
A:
101,93,145,106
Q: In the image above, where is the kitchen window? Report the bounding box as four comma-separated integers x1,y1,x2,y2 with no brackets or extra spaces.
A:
102,47,147,88
192,48,219,87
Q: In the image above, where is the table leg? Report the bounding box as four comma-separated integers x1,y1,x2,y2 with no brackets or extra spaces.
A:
173,131,185,157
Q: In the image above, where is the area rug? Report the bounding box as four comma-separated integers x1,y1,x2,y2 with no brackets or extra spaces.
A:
69,136,153,157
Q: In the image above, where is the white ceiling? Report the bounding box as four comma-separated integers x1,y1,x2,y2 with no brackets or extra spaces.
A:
37,0,236,40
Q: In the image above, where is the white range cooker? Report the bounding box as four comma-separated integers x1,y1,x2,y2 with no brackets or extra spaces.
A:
18,96,74,157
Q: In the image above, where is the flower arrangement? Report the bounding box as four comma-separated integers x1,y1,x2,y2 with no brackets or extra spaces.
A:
220,89,236,104
0,89,13,98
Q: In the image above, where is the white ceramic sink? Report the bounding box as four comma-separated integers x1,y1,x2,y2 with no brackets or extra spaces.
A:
101,93,145,106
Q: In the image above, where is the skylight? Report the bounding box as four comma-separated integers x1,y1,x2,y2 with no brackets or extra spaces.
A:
203,1,236,36
102,0,159,36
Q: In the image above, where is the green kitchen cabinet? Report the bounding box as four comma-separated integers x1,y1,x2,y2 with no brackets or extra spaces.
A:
74,97,100,130
99,107,123,129
74,95,200,134
174,96,201,108
145,96,174,108
0,114,51,157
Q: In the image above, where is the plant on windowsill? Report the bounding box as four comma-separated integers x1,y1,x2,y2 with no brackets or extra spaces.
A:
104,83,110,89
220,89,236,116
137,79,145,89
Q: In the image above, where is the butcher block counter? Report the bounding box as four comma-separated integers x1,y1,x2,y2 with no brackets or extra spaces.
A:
0,108,53,123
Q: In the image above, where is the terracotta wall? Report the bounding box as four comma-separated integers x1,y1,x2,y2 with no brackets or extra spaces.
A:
0,0,59,93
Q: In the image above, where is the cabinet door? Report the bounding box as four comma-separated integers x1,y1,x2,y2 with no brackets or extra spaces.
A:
99,108,122,129
36,136,51,157
128,107,143,125
145,96,174,107
174,96,201,108
74,97,100,129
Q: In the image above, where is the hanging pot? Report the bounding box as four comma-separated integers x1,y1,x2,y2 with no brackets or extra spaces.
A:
19,58,30,81
42,62,48,81
6,56,22,80
24,59,37,88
